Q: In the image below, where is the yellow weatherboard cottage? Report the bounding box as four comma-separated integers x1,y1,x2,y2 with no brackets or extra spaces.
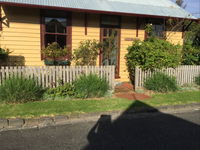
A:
0,0,197,82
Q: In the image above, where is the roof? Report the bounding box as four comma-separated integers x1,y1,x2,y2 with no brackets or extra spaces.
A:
0,0,197,19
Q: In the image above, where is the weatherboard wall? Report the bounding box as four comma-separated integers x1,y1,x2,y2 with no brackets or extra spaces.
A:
0,6,184,82
0,6,42,66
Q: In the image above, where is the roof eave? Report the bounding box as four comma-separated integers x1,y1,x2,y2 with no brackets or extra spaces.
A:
0,1,197,21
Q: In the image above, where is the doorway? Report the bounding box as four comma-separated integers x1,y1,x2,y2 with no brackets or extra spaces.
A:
100,27,120,78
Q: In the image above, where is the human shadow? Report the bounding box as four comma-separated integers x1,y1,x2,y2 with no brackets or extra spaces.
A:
83,101,200,150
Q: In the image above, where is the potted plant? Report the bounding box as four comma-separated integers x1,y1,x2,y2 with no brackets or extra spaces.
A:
0,48,11,60
42,42,70,66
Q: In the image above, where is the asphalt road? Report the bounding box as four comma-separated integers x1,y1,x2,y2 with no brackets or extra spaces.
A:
0,110,200,150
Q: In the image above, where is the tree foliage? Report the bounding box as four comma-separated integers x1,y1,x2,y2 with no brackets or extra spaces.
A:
182,22,200,65
185,22,200,47
175,0,186,8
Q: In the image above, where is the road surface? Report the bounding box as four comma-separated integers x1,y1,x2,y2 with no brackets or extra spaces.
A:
0,110,200,150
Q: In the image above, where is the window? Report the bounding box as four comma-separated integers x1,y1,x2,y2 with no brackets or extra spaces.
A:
41,10,72,58
45,17,67,48
152,24,165,38
147,18,165,38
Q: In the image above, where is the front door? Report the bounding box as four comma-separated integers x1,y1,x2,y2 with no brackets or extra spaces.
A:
100,28,120,78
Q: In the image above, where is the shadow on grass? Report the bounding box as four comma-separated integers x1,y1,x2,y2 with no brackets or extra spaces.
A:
83,100,200,150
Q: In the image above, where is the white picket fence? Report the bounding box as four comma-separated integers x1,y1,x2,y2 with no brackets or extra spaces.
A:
0,66,115,89
135,65,200,90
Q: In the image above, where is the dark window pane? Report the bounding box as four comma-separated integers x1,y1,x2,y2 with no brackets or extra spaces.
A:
45,18,56,33
45,17,67,33
56,18,67,33
57,35,66,48
153,25,164,38
45,34,56,47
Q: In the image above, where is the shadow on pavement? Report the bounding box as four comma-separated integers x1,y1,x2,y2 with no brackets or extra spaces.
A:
0,101,199,150
83,101,200,150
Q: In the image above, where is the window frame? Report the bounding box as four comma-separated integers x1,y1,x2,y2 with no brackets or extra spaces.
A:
40,9,72,60
0,7,2,31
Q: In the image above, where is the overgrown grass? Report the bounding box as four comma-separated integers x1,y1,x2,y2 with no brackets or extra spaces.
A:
0,91,199,119
0,76,44,103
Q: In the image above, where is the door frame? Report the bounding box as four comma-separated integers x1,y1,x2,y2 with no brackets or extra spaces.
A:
99,15,121,78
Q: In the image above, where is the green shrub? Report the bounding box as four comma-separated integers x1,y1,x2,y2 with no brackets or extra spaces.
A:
42,42,70,66
144,72,178,93
45,82,75,99
42,42,69,59
73,40,102,66
182,43,200,65
125,38,181,83
195,74,200,86
0,76,44,103
73,74,109,98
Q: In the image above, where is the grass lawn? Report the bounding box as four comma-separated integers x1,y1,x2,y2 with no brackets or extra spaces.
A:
0,91,199,119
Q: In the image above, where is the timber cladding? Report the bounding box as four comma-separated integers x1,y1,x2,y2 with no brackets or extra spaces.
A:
0,6,184,82
0,6,42,66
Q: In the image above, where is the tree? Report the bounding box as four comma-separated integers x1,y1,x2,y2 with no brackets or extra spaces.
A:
184,21,200,47
175,0,186,8
182,22,200,65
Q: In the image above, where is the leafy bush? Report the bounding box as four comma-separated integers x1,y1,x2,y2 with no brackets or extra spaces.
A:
144,72,178,93
43,42,69,59
73,74,109,98
0,48,11,60
126,38,181,71
195,74,200,86
45,82,75,99
0,76,44,103
182,43,200,65
73,40,102,66
125,38,181,83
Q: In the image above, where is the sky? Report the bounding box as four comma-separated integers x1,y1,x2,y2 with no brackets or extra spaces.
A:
172,0,200,18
